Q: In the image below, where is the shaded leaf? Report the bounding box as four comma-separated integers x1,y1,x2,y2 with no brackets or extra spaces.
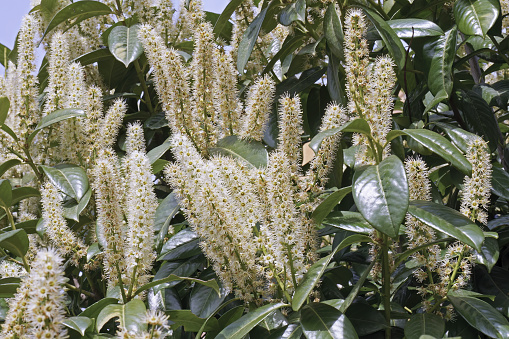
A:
312,187,352,225
0,97,10,126
0,277,21,298
237,7,267,73
0,229,29,258
209,135,268,168
404,313,445,339
154,192,180,233
323,211,372,234
324,4,344,60
301,303,358,339
428,26,458,96
309,119,371,154
158,228,200,261
166,309,219,332
0,159,21,178
345,303,388,336
96,299,147,333
147,138,171,165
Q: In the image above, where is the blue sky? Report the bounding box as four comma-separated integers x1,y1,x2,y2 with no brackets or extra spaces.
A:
0,0,230,50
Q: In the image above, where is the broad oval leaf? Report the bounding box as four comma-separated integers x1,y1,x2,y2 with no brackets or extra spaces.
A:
62,316,93,336
0,97,10,126
301,303,358,339
0,229,29,258
213,0,243,40
0,159,21,178
11,187,40,206
63,188,92,221
433,122,478,153
428,26,458,96
407,200,484,251
404,313,445,339
215,302,287,339
292,234,372,311
352,155,409,238
209,135,269,168
96,299,147,333
166,309,220,332
190,280,225,318
34,108,86,131
40,165,89,201
454,0,500,37
475,237,499,272
279,0,306,26
475,266,509,317
41,1,113,42
309,119,371,154
491,167,509,200
448,295,509,338
387,19,444,38
108,24,143,67
0,179,12,209
311,187,352,225
324,4,344,60
158,228,201,261
0,277,21,298
147,138,171,165
345,303,388,336
323,211,372,234
154,192,180,233
402,129,472,175
237,7,267,74
152,256,203,292
79,298,118,318
134,274,219,297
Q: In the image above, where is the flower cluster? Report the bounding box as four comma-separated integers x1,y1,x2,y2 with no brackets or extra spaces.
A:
116,309,170,339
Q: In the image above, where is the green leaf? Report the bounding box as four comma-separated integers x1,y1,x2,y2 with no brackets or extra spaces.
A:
152,159,168,174
402,129,472,175
40,1,113,43
428,26,458,96
0,159,21,178
147,138,171,165
166,309,220,332
11,187,40,206
301,303,358,339
96,299,147,333
134,274,219,297
475,266,509,317
0,43,12,68
345,303,388,336
215,302,287,339
476,237,499,272
491,167,509,200
353,155,409,238
15,219,39,234
158,228,200,261
279,0,305,26
62,316,93,336
404,313,445,339
423,89,449,115
309,119,371,154
34,108,86,131
190,281,225,318
63,188,92,222
212,0,243,40
40,165,89,201
87,242,101,262
108,24,143,67
323,211,372,234
0,229,29,257
0,180,12,209
266,323,302,339
324,4,344,60
154,193,180,233
312,187,352,225
73,48,114,66
0,277,21,298
0,97,10,126
152,256,203,292
448,295,509,338
80,298,118,318
209,135,269,168
237,6,267,74
1,124,18,142
433,122,478,153
292,234,372,311
407,200,484,251
386,19,444,38
454,0,500,37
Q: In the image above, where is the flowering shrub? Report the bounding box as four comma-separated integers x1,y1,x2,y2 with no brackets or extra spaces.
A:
0,0,508,338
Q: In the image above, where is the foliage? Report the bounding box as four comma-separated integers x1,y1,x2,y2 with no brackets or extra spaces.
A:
0,0,508,338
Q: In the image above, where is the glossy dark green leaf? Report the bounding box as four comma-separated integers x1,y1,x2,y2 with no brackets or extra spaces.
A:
0,229,29,257
454,0,500,37
86,242,101,262
386,19,444,38
152,256,203,292
345,303,388,336
323,211,372,234
353,155,409,238
147,138,171,165
73,48,113,66
267,323,303,339
491,167,509,200
448,295,509,338
402,129,472,175
108,24,143,67
309,119,371,154
433,122,478,153
209,135,268,168
62,316,93,336
96,299,147,333
456,90,499,152
408,200,484,251
152,159,168,174
262,34,307,76
237,7,267,73
0,277,21,298
34,108,86,131
279,0,305,26
79,298,118,319
324,4,344,60
312,187,352,225
301,303,358,339
0,159,21,178
167,309,220,332
0,97,10,126
11,187,40,206
135,274,219,297
475,266,509,317
154,192,180,233
327,51,344,105
41,1,113,43
15,219,39,234
63,188,92,222
404,313,445,339
158,228,200,261
215,302,287,339
423,89,449,115
190,281,225,318
428,26,457,96
292,234,371,311
40,165,89,201
212,0,243,40
0,180,12,209
476,237,499,272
